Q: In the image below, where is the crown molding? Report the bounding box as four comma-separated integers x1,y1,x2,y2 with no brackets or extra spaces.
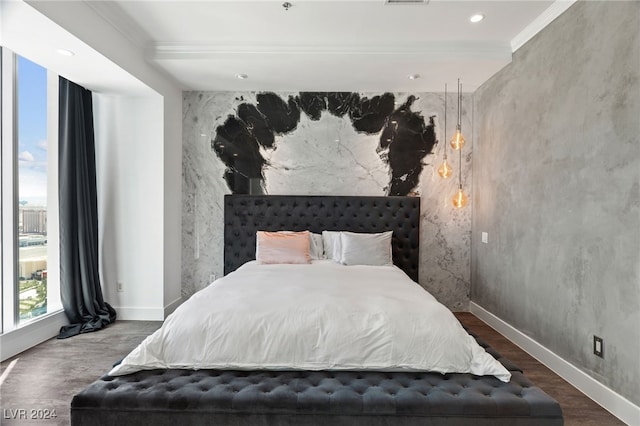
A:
84,0,149,49
511,0,578,52
150,41,512,62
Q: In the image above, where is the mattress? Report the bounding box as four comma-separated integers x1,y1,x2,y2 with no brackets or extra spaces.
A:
108,261,510,381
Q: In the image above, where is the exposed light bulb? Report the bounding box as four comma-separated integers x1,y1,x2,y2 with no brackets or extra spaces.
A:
452,187,468,209
437,158,453,178
450,126,465,150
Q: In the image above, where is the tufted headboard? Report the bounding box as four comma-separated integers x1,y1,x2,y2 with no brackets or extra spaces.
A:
224,195,420,282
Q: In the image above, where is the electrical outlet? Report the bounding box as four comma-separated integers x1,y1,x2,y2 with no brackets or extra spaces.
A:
209,273,216,283
117,281,124,292
593,336,604,358
481,232,488,244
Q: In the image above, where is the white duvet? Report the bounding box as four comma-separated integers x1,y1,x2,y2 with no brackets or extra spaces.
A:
109,261,511,382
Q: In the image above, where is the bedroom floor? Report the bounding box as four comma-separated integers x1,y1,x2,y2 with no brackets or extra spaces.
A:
0,314,625,426
455,313,626,426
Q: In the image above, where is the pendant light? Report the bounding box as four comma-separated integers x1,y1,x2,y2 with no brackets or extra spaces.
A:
450,79,465,150
437,84,453,179
452,185,468,209
452,143,468,209
452,78,468,209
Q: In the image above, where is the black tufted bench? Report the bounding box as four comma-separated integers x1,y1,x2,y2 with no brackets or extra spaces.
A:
71,330,562,426
71,364,562,426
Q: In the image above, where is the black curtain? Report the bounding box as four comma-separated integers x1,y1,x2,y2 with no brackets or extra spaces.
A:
57,77,116,339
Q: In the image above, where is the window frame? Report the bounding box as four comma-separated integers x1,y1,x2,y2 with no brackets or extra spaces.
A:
1,47,19,332
1,47,61,334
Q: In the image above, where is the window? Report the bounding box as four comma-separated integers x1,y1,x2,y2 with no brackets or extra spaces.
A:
17,55,49,323
1,48,60,333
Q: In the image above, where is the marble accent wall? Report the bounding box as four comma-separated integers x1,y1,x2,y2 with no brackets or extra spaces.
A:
473,1,639,406
183,91,472,310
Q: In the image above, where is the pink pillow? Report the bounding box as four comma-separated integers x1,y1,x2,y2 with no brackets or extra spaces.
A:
256,231,311,264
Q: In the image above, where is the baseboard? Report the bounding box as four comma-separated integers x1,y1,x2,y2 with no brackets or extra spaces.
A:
164,297,183,318
0,310,69,361
111,298,182,321
112,306,165,321
470,301,640,426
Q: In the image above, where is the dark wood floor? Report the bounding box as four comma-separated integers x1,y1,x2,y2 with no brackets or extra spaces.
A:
454,312,625,426
0,315,625,425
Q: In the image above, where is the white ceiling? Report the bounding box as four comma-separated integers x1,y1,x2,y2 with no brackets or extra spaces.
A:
1,0,153,95
84,0,566,92
3,0,575,94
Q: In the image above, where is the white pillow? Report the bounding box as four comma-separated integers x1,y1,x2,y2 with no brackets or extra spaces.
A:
339,231,393,266
309,233,324,260
321,231,342,262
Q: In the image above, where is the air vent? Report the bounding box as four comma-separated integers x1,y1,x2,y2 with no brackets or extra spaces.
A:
385,0,429,4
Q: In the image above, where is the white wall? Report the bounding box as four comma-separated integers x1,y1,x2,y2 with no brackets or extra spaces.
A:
93,94,165,319
162,96,183,316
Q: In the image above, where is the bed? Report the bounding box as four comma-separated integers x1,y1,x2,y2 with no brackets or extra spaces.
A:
70,195,563,425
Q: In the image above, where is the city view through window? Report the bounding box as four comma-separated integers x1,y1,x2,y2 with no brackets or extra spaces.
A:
17,55,49,323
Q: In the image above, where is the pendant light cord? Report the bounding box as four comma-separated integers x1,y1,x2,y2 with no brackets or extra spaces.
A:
458,79,462,188
444,84,447,159
458,79,462,129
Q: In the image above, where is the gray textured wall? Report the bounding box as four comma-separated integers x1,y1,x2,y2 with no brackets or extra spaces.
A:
472,1,639,406
182,92,472,309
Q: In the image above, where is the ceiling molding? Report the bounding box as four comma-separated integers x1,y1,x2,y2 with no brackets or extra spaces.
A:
384,0,430,5
511,0,578,52
84,0,150,49
151,41,512,61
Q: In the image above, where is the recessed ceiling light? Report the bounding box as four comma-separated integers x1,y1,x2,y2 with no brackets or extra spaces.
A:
57,48,75,57
236,73,248,80
408,74,420,80
470,14,484,23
